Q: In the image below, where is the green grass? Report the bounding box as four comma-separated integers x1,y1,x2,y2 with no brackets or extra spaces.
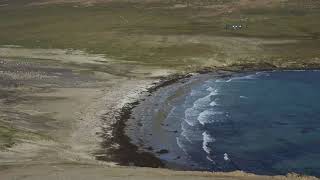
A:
0,1,319,68
0,125,50,150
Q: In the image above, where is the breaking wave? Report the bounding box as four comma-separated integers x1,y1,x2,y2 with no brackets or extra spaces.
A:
197,110,223,125
202,131,215,154
184,86,220,126
184,94,212,126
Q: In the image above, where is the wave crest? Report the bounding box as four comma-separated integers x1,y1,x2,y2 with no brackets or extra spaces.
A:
202,131,215,154
198,110,223,125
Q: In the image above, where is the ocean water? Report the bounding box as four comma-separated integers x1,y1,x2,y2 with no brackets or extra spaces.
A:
128,70,320,176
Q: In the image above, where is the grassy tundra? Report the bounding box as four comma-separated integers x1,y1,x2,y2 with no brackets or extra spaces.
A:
0,0,320,179
0,0,319,68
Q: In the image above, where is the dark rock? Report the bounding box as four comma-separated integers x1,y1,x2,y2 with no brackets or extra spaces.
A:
156,149,169,154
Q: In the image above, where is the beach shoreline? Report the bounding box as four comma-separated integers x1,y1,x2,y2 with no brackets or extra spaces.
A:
95,73,194,168
0,57,318,179
105,66,320,178
0,47,319,180
2,0,320,178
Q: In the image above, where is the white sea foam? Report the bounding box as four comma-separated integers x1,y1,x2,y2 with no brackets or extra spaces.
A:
184,108,200,126
176,137,188,154
184,85,223,126
195,93,214,107
166,106,177,120
198,110,223,125
226,74,257,82
203,143,211,154
206,87,214,92
239,96,248,99
209,101,218,106
209,89,219,96
184,93,212,126
180,122,192,142
190,89,199,96
224,153,230,161
215,79,225,83
202,131,215,154
256,71,270,76
181,130,192,143
206,156,214,162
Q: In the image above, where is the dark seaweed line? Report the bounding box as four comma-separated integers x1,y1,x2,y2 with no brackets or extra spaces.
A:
96,100,164,167
95,73,193,168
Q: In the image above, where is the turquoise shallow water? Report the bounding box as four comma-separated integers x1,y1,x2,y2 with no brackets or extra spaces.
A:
128,70,320,176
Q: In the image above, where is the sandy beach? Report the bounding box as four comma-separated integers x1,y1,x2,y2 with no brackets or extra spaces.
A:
0,46,172,164
0,47,318,180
